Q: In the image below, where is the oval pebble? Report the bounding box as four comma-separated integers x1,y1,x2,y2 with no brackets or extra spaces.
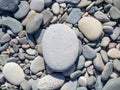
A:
3,62,25,85
52,2,60,15
42,24,79,72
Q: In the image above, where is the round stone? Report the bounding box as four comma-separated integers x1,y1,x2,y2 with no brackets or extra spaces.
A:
113,59,120,72
78,17,103,41
38,74,65,90
52,2,60,15
78,76,87,87
3,62,25,85
42,24,79,72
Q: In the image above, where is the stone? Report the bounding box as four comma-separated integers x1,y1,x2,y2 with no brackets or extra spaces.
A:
113,59,120,72
107,48,120,59
109,6,120,19
93,53,105,71
70,70,82,80
85,61,92,67
30,0,44,12
95,76,103,90
14,1,30,19
100,50,109,63
87,65,94,75
78,0,91,8
94,11,110,22
3,62,25,85
44,0,52,6
42,24,79,72
78,76,87,87
56,0,65,3
103,26,114,34
0,33,11,44
38,74,65,90
77,87,88,90
78,17,103,41
20,80,32,90
30,56,45,74
0,43,9,52
103,77,120,90
0,17,23,33
28,79,39,90
109,42,117,49
52,2,60,15
103,21,116,27
87,76,96,87
66,0,80,4
26,13,43,34
41,10,53,25
22,10,36,26
0,29,5,39
82,45,97,60
0,73,5,84
66,8,82,24
113,0,120,10
18,37,28,44
26,48,37,56
110,27,120,40
101,62,113,81
0,55,9,65
105,0,113,4
77,55,85,70
101,37,110,47
0,0,19,12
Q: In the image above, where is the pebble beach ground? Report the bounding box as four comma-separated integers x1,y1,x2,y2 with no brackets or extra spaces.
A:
0,0,120,90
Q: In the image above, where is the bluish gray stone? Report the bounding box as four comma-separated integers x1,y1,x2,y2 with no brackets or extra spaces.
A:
77,55,85,70
87,76,96,87
20,80,32,90
110,27,120,40
103,26,114,34
66,0,80,4
0,43,9,52
82,45,97,60
0,33,11,44
14,1,30,19
0,0,19,12
77,87,88,90
44,0,52,6
70,70,82,80
66,8,82,24
18,37,28,44
113,59,120,72
0,17,23,33
28,79,39,90
113,0,120,10
0,28,5,39
26,14,43,34
0,55,9,65
95,76,103,90
100,50,109,63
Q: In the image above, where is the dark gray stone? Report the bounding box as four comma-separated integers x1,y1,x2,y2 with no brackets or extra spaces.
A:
44,0,52,6
66,0,80,4
103,26,114,34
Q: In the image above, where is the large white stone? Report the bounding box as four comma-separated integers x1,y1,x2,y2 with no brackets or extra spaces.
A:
42,24,79,72
3,62,25,85
78,17,103,41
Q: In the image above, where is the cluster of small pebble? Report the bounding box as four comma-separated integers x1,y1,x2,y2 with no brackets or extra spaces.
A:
0,0,120,90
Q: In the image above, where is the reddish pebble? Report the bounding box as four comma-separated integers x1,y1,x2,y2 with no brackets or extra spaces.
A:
108,42,117,49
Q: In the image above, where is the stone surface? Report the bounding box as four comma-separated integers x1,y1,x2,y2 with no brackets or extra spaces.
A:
113,0,120,10
26,13,43,34
30,0,44,12
110,27,120,40
87,76,96,87
3,62,25,85
78,0,91,8
70,70,82,80
77,87,88,90
77,55,85,70
30,56,45,74
42,24,79,72
78,17,103,41
103,26,113,34
107,48,120,59
66,0,80,4
0,33,11,44
26,48,37,56
78,76,87,87
95,76,103,90
100,50,109,63
0,55,9,65
66,8,82,24
101,37,110,47
38,74,65,90
113,59,120,72
52,2,60,15
14,1,30,19
20,80,32,90
82,45,97,60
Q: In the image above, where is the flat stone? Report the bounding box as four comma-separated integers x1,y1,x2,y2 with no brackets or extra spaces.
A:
78,0,91,8
95,76,103,90
20,80,32,90
78,76,87,87
0,55,9,65
66,8,82,24
70,70,82,80
30,56,45,74
93,53,105,71
82,45,97,60
113,0,120,10
103,26,114,34
38,74,65,90
87,65,94,75
103,77,120,90
42,24,79,72
77,55,85,70
101,62,113,81
110,27,120,40
0,29,5,39
105,0,113,4
52,2,60,15
26,48,37,56
85,61,92,67
78,17,103,41
26,13,43,34
109,6,120,19
101,37,110,47
107,48,120,59
87,76,96,87
77,87,88,90
0,0,19,12
44,0,52,6
94,11,110,22
28,79,39,90
113,59,120,72
100,50,109,63
66,0,80,4
3,62,25,85
0,17,23,33
14,1,30,19
0,33,11,44
30,0,44,12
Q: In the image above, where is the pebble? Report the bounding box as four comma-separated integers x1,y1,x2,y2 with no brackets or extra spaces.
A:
22,10,36,26
113,59,120,72
77,55,85,70
87,76,96,87
0,73,5,84
44,0,52,6
103,77,120,90
35,44,43,55
30,0,44,12
30,56,45,74
66,0,80,4
0,17,23,34
101,62,113,81
113,0,120,10
78,76,87,87
85,61,92,67
95,76,103,90
42,24,79,72
38,74,65,90
77,87,88,90
0,43,9,52
20,80,32,90
110,27,120,40
94,11,110,22
26,48,37,56
87,65,94,75
28,79,39,90
109,6,120,19
26,13,43,34
93,53,105,71
41,10,53,25
78,17,103,41
0,0,19,12
103,21,116,27
108,42,117,49
66,8,82,24
0,29,5,39
0,33,11,44
107,48,120,59
82,45,97,60
14,1,30,19
70,70,82,80
100,50,109,63
78,0,91,8
56,0,65,3
3,62,25,85
105,0,113,4
101,37,110,47
52,2,60,15
103,26,114,34
0,55,9,65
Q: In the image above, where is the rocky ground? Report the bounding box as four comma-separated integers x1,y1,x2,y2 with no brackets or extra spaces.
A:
0,0,120,90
